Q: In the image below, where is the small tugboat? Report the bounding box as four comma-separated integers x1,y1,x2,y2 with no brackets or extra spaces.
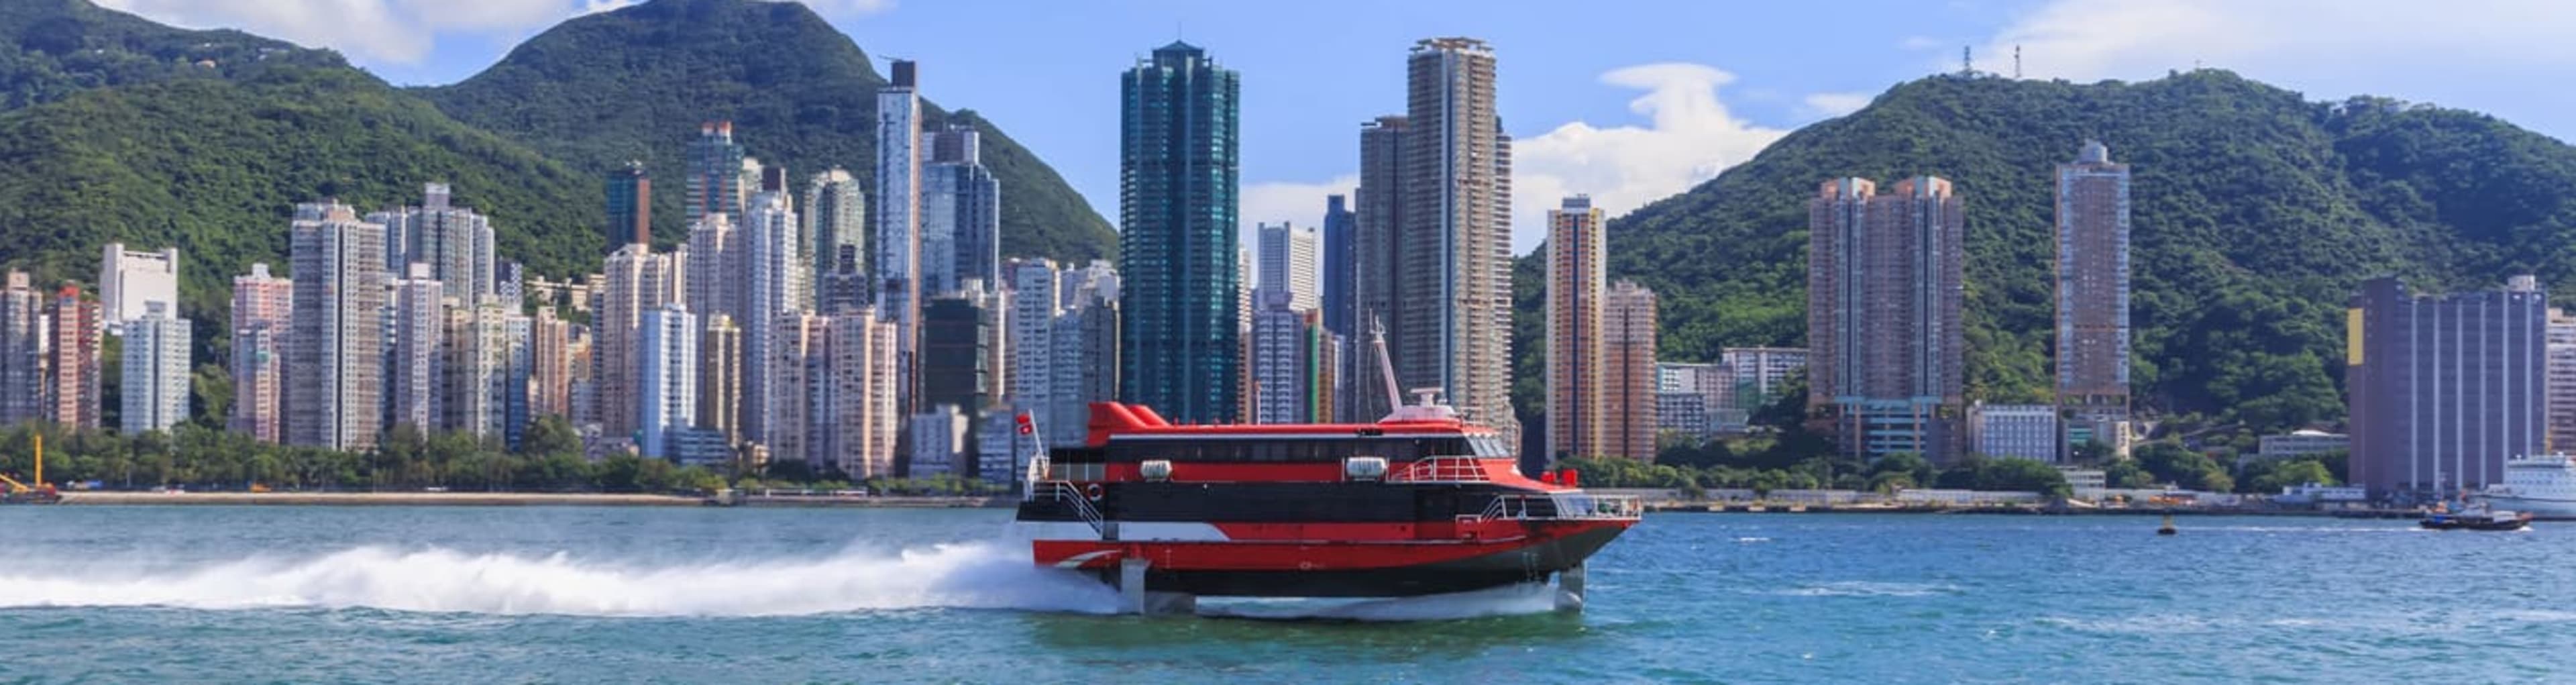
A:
1014,325,1642,615
2420,497,2530,531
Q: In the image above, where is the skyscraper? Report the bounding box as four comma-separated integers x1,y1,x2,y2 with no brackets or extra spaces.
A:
2550,309,2576,452
774,309,900,478
686,213,743,335
688,121,749,225
1006,259,1060,411
531,307,575,421
2349,276,2547,496
740,191,805,443
1119,41,1241,425
385,264,444,435
1251,290,1328,424
1602,280,1659,462
229,264,293,442
2055,140,2132,451
1049,294,1120,446
378,183,499,303
119,301,189,434
637,303,699,459
606,161,651,250
877,60,926,417
289,203,387,450
598,244,683,441
1807,177,1966,462
805,167,865,303
1352,115,1406,423
922,292,995,413
697,314,742,443
1256,223,1321,313
99,243,179,329
1321,195,1356,421
0,272,45,426
1395,38,1515,437
922,124,1002,297
1546,196,1605,462
445,298,519,441
48,284,99,429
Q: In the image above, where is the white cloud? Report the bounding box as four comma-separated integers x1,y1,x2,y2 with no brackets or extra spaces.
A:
1897,36,1946,51
1506,63,1792,253
96,0,893,65
1239,174,1358,249
1241,63,1807,256
1974,0,2576,81
1801,92,1871,118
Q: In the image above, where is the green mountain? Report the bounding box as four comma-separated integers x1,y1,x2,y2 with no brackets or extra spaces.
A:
0,0,345,109
1516,70,2576,435
0,1,598,317
421,0,1118,265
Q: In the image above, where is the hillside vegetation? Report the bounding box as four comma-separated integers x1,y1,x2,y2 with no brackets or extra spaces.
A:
1516,70,2576,435
421,0,1118,264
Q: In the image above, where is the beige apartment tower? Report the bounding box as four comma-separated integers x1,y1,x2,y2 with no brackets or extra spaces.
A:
1602,280,1660,462
1390,37,1515,439
1546,196,1605,462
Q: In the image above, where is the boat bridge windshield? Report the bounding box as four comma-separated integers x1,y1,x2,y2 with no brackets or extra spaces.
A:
1056,433,1512,464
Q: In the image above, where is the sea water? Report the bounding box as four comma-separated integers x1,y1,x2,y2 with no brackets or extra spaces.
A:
0,507,2569,682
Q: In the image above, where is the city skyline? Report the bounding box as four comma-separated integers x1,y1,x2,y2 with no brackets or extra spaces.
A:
104,0,2576,258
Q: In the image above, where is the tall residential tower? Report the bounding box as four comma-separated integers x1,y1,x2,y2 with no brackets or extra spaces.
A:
1118,42,1241,424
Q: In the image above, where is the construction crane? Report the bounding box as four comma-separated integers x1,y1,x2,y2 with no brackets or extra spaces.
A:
2,434,60,505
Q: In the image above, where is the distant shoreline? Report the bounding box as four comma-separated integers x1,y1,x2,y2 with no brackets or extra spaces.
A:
53,492,1012,508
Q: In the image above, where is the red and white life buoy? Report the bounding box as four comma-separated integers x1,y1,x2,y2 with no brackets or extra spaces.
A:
1084,483,1104,501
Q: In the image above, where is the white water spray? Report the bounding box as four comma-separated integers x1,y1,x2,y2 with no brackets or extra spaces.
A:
0,542,1119,617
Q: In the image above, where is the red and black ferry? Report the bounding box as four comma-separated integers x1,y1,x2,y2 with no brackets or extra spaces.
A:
1014,398,1642,615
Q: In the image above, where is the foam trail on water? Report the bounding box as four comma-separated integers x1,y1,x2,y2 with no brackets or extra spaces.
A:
0,542,1119,617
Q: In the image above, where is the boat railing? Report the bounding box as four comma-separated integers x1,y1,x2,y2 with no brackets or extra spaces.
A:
1477,493,1644,522
1028,480,1106,535
1388,456,1493,483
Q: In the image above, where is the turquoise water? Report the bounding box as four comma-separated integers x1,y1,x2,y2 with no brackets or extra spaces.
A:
0,507,2566,682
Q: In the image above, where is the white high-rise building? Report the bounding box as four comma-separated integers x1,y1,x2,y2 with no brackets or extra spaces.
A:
742,191,805,443
907,405,968,478
877,60,924,417
1047,295,1120,447
119,301,190,434
1058,260,1121,312
1970,403,2061,463
1006,259,1060,409
99,242,180,329
386,264,445,435
686,213,743,332
288,203,387,451
1250,290,1318,424
773,310,902,478
638,303,698,459
375,183,498,302
1257,223,1321,314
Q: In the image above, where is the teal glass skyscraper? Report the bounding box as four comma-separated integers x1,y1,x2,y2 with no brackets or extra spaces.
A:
1120,42,1240,424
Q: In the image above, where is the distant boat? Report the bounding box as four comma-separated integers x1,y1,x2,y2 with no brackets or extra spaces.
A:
2481,454,2576,519
2420,500,2530,531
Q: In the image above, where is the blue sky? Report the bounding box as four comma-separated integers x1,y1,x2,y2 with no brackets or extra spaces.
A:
99,0,2576,255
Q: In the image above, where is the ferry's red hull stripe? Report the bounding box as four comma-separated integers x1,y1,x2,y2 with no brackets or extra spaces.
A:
1029,519,1632,571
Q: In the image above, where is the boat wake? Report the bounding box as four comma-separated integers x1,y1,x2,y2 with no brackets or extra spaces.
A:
0,541,1120,617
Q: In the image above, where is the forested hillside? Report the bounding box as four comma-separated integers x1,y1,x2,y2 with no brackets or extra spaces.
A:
1515,70,2576,435
421,0,1118,265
